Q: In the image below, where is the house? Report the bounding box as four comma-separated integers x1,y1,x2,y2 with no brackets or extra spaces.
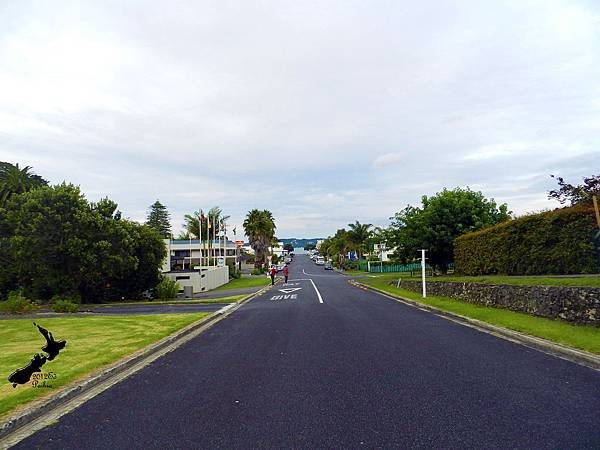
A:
162,239,239,272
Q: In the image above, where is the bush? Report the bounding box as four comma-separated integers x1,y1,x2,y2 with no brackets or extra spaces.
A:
271,254,280,264
155,277,180,300
0,291,36,314
454,205,599,275
52,298,79,313
251,268,266,275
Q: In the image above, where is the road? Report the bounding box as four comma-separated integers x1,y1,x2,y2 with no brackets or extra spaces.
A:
13,255,600,448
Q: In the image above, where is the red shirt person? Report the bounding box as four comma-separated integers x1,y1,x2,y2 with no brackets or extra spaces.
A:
283,265,289,284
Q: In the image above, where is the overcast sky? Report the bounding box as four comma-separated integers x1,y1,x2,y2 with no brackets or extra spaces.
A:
1,0,599,238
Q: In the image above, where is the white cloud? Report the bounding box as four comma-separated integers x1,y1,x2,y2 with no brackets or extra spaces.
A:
373,153,404,168
1,0,600,237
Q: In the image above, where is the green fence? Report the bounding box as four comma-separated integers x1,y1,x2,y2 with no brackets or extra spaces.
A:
368,262,431,273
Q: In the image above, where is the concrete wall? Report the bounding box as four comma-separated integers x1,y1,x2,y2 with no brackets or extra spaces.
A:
400,281,600,326
165,266,229,294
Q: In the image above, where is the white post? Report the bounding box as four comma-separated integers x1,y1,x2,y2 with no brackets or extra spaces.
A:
420,249,427,298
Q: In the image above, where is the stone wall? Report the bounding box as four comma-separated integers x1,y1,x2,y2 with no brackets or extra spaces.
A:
399,281,600,326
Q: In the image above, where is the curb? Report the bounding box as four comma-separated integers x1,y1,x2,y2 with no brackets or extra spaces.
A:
0,285,273,444
349,280,600,372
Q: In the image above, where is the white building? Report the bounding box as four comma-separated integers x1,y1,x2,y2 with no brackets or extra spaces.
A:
162,239,239,272
373,243,397,262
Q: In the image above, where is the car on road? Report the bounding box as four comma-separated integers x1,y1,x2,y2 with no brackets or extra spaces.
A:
315,256,325,265
324,261,333,270
276,262,286,272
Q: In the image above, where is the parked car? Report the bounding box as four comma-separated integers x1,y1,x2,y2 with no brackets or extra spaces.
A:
324,261,333,270
315,256,325,265
276,262,286,272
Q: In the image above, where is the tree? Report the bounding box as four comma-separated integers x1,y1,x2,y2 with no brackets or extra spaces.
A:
283,243,294,252
183,206,229,239
0,162,47,206
146,200,172,238
304,243,316,251
347,221,373,259
5,183,166,302
243,209,276,268
388,187,511,272
548,174,600,205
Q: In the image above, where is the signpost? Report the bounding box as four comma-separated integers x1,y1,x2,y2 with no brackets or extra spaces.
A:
420,249,427,298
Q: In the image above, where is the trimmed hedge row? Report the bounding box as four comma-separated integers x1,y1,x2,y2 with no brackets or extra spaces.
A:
454,205,599,275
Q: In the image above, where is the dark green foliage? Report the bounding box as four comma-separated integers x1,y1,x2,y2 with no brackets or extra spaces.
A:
155,277,180,300
454,205,599,275
1,183,166,303
0,162,47,206
283,243,294,252
388,187,511,272
145,200,172,238
0,291,36,314
271,254,280,264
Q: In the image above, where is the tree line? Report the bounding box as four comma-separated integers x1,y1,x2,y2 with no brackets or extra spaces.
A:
319,175,599,273
0,163,168,303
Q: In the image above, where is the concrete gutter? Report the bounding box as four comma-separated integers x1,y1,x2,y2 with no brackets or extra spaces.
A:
350,280,600,372
0,284,273,446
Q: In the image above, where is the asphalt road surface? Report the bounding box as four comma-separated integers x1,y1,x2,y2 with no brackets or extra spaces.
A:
14,255,600,449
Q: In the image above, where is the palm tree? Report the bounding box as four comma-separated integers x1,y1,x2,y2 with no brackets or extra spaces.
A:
243,209,276,269
0,162,47,205
347,221,373,259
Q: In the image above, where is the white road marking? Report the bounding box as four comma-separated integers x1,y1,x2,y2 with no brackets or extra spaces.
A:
287,278,324,304
308,278,324,303
270,294,298,301
279,287,302,294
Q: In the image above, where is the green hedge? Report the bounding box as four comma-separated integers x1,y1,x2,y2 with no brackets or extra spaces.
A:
454,205,599,275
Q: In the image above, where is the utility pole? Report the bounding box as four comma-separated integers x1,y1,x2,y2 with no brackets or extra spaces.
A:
420,249,427,298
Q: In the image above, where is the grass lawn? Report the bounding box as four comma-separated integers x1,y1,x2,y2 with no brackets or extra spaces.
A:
341,270,367,276
0,313,208,420
214,276,270,291
355,273,600,288
359,277,600,355
95,294,246,308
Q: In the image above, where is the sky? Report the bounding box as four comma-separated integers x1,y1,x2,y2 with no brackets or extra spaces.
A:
1,0,599,239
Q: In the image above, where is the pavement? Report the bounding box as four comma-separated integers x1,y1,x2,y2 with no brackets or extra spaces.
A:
11,255,600,449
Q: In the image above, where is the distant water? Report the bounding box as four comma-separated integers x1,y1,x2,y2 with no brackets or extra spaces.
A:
293,247,307,254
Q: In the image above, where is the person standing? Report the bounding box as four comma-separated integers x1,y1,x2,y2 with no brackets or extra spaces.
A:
269,265,277,285
283,265,289,284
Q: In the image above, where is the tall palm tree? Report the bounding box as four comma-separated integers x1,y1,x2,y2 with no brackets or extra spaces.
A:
347,221,373,259
243,209,276,269
182,206,230,239
0,162,47,205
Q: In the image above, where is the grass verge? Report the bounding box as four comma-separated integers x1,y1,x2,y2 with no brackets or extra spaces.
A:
214,276,270,291
359,278,600,355
93,295,246,308
357,273,600,288
0,313,208,420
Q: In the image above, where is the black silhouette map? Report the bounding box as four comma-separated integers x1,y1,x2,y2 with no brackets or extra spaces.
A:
8,322,67,388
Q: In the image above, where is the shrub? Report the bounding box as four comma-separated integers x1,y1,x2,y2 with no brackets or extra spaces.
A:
52,298,79,313
155,277,180,300
0,291,36,314
454,205,599,275
251,268,266,275
271,254,280,264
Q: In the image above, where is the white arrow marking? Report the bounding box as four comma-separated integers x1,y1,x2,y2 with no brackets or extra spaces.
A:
279,287,302,294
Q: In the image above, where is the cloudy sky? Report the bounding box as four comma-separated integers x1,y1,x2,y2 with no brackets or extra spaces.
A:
1,0,599,238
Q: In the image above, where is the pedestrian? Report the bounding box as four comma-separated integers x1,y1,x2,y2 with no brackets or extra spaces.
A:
269,265,276,285
283,265,289,284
